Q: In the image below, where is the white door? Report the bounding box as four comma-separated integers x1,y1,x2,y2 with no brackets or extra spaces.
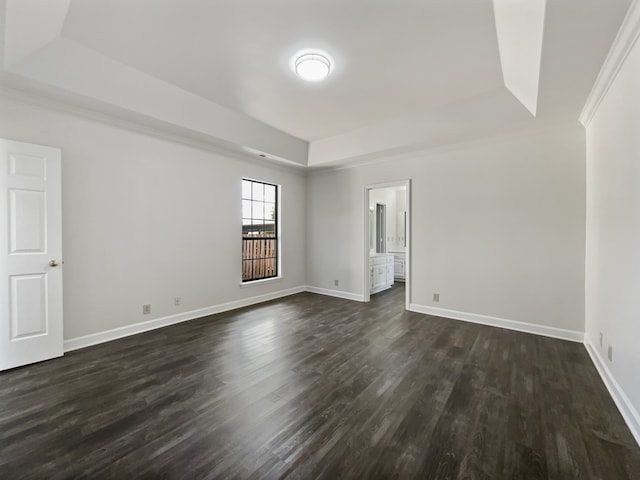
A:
0,139,63,371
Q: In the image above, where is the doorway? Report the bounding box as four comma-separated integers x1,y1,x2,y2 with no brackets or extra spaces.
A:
364,180,411,309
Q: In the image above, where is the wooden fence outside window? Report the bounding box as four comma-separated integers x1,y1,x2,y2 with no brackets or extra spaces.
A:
242,238,277,281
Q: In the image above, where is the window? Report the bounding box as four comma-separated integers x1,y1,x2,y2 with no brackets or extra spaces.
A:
242,179,278,282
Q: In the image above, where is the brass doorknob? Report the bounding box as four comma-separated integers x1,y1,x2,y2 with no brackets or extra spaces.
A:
49,260,59,267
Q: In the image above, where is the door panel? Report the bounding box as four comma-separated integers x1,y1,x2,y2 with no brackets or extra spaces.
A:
1,139,63,371
10,189,47,253
9,152,47,178
10,274,48,339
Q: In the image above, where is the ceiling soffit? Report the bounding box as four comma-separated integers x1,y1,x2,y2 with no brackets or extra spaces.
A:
493,0,546,116
0,0,634,167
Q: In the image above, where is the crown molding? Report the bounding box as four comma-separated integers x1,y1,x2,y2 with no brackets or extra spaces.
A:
311,120,581,174
580,0,640,127
0,83,307,175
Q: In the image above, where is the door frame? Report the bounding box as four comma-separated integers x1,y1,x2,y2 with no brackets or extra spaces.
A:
364,179,411,309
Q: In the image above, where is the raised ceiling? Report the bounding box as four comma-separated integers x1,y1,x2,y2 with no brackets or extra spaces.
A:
0,0,634,167
61,0,504,141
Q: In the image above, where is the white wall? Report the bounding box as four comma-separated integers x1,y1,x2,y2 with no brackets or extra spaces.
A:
307,125,586,334
0,94,307,341
584,28,640,434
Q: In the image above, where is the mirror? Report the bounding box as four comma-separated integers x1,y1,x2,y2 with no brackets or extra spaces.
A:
376,203,386,253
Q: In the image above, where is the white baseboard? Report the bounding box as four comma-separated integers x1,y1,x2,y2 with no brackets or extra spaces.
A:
304,286,366,302
64,286,306,352
584,337,640,448
63,286,639,449
408,303,584,343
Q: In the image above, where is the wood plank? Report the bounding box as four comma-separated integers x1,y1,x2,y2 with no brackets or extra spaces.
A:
0,284,638,478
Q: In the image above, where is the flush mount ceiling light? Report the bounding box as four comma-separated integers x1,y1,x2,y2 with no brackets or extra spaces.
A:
292,50,333,82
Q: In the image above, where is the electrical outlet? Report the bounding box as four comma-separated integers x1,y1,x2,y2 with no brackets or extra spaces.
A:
608,345,613,362
334,279,339,287
142,304,151,315
174,297,181,306
600,332,603,347
433,293,440,302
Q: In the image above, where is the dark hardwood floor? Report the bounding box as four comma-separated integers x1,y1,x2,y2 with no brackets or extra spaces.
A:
1,284,639,479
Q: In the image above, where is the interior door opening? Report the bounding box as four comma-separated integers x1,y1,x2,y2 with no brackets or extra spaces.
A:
364,180,411,309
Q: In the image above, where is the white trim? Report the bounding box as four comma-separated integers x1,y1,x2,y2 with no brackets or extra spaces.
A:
408,303,584,343
315,121,578,173
364,187,371,303
61,277,639,448
0,86,306,173
580,0,640,127
405,181,411,311
239,276,283,288
584,336,640,448
239,178,283,287
364,180,411,310
64,286,306,352
305,286,366,302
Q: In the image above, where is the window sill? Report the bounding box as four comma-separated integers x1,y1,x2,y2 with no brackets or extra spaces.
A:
239,276,283,288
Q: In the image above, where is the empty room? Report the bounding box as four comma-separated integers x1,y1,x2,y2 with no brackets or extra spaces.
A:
1,0,640,478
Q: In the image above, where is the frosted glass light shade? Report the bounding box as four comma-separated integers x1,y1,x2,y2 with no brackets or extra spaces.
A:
294,53,331,82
